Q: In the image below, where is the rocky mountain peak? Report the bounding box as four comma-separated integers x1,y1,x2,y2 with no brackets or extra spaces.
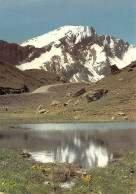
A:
21,26,96,48
1,26,136,83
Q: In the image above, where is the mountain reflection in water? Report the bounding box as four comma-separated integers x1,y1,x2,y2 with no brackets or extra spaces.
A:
29,133,112,168
0,122,136,169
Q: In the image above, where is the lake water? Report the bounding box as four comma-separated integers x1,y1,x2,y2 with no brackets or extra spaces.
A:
0,122,136,169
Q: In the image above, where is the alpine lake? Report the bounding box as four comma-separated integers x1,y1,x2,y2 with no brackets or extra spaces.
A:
0,122,136,169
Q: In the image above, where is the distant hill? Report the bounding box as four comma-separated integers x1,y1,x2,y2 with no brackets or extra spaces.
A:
0,60,67,95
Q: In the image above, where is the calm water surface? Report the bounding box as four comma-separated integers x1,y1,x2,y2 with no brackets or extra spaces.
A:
0,122,136,169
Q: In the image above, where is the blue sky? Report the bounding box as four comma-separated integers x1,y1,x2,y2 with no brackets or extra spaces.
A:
0,0,136,45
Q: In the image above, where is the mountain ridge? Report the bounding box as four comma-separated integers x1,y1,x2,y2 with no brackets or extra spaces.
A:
1,26,136,82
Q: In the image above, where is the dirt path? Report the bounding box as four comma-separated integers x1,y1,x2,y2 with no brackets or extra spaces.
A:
32,83,66,93
32,83,76,93
0,83,86,106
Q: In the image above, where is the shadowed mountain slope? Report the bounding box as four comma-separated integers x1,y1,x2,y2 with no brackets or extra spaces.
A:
0,60,67,95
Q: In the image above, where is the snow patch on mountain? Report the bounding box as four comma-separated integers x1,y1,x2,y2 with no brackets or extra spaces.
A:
21,26,95,48
19,45,64,70
109,57,127,69
123,46,136,65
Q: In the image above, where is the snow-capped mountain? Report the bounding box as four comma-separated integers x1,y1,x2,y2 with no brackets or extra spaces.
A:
1,26,136,82
21,26,95,48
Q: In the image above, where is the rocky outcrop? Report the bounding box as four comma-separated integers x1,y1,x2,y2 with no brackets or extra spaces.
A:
130,61,136,68
36,104,49,114
73,88,86,97
85,89,108,103
110,65,121,75
51,101,61,106
117,112,125,116
36,109,47,114
0,85,29,95
128,61,136,72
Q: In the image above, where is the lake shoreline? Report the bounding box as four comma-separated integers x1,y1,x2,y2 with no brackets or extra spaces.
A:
0,109,136,131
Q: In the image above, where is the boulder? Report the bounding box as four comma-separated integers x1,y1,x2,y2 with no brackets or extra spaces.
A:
20,152,31,158
63,102,69,107
74,116,79,120
51,101,60,106
130,61,136,68
86,89,108,103
67,100,72,103
117,112,125,116
36,109,46,114
73,88,86,97
111,117,115,120
63,100,72,106
36,104,44,112
128,68,133,72
74,100,80,106
66,93,72,97
60,76,68,83
128,61,136,72
118,78,124,81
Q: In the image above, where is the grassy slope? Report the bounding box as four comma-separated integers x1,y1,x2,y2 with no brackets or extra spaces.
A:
0,65,136,129
47,65,136,122
0,60,66,91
